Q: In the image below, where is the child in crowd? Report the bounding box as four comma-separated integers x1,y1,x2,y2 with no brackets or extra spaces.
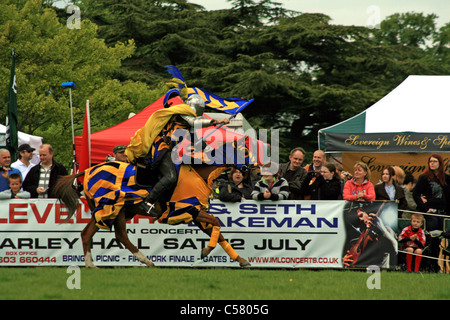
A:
251,163,289,201
0,173,31,199
398,213,426,272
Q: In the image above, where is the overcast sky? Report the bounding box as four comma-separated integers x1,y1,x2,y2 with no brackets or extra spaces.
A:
192,0,450,28
53,0,449,28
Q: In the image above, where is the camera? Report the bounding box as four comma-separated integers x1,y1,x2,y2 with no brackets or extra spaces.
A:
308,171,319,177
239,165,249,173
343,171,352,179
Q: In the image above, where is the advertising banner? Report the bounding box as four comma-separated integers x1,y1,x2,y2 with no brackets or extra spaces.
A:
324,132,450,153
0,199,398,269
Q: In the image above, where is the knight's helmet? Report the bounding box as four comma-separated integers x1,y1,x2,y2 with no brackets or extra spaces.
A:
186,94,205,117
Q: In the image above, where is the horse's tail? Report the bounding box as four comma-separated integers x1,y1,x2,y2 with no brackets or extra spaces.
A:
53,171,85,223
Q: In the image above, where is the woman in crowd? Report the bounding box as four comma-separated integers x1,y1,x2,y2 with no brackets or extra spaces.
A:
375,166,408,211
413,154,450,231
343,161,375,201
412,153,450,272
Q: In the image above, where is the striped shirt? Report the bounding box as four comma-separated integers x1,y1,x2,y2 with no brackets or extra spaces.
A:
38,166,51,198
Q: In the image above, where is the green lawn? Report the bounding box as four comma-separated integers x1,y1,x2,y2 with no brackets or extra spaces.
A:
0,267,449,300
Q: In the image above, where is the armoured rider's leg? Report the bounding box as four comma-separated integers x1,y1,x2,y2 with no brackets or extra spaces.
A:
143,152,177,212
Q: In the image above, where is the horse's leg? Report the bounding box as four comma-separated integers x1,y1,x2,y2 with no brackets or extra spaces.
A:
81,217,99,268
219,240,250,267
195,211,250,267
194,211,221,258
114,212,155,267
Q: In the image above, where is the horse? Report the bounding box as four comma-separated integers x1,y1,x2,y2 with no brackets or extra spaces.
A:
54,146,252,269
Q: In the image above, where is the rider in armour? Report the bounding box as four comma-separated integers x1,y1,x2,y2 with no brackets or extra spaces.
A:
125,92,230,216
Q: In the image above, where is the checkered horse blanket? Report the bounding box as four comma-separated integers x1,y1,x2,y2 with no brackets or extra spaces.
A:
83,161,151,230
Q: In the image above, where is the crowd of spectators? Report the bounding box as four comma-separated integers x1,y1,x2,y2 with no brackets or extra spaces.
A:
213,148,441,223
214,147,418,210
213,148,449,272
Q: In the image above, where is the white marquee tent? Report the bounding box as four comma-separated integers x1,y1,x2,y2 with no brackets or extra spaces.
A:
0,124,43,164
318,75,450,153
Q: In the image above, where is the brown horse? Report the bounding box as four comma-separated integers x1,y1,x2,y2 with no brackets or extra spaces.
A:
54,161,250,268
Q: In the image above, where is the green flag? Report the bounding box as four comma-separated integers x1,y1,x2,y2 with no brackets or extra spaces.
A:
6,49,18,162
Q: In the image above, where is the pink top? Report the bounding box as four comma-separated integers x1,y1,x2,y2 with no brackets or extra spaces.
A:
343,178,376,201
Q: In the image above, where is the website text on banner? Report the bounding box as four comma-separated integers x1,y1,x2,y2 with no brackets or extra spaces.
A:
0,199,397,268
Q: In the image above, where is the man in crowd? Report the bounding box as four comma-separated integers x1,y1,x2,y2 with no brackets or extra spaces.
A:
278,147,307,200
11,143,36,179
302,149,327,200
23,144,68,198
304,150,326,173
113,145,128,162
0,148,22,192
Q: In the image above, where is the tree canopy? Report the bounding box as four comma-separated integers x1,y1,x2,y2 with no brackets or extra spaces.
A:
1,0,449,166
0,0,165,166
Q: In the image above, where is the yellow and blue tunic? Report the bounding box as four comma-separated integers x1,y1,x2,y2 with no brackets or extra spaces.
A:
157,165,222,225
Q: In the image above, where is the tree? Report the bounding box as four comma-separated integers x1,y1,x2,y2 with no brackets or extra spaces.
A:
227,0,292,27
0,0,163,167
376,12,438,48
434,22,450,64
41,2,450,161
78,0,206,84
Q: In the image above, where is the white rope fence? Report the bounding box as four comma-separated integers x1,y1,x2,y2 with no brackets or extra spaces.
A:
398,208,450,219
398,249,450,263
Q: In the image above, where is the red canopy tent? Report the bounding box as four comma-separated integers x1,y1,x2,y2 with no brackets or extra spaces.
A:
75,96,268,168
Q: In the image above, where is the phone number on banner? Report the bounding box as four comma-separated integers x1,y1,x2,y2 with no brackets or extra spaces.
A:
0,251,57,265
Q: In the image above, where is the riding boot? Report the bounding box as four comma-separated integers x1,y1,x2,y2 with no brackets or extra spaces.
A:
144,177,172,206
144,152,177,209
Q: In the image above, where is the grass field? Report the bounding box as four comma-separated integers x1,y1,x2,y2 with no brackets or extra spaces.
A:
0,267,449,301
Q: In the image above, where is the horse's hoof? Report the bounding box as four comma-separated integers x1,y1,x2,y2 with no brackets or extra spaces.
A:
133,251,155,267
238,257,251,268
144,261,155,267
85,264,99,269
